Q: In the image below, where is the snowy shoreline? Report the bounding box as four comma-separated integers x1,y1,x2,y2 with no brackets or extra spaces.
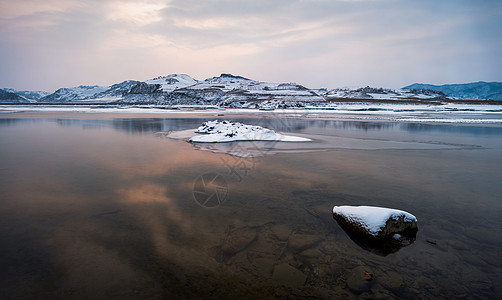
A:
1,104,502,125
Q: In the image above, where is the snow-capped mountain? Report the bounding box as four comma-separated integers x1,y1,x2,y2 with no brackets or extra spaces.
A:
39,80,139,102
40,85,108,102
0,89,29,102
93,80,141,99
325,86,448,101
121,73,325,107
3,75,501,106
403,82,502,100
145,74,198,92
3,88,49,101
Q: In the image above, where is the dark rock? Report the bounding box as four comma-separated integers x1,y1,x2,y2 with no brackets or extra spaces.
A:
337,222,417,256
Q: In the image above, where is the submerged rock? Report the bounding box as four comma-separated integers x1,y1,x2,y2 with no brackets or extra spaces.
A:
379,271,404,290
270,224,292,241
221,226,257,255
333,205,418,255
272,263,307,287
346,266,374,294
288,233,322,252
252,257,276,277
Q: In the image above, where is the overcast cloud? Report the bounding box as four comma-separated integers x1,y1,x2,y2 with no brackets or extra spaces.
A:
1,0,501,91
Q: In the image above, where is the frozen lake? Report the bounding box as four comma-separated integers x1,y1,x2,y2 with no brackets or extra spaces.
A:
0,113,501,299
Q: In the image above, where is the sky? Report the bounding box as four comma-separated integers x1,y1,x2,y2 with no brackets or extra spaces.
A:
0,0,501,92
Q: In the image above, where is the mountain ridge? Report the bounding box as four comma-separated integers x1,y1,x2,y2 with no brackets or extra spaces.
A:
0,89,28,102
403,82,502,100
38,80,141,102
3,75,501,106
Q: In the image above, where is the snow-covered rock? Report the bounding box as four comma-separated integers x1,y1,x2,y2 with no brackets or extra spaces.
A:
189,120,311,143
333,205,418,255
333,205,417,239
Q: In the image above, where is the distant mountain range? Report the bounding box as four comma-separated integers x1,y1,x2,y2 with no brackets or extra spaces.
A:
0,89,27,102
38,80,140,102
1,88,49,102
403,82,502,100
1,75,501,107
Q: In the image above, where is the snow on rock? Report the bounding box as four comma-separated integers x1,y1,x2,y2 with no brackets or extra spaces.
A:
332,205,417,238
189,120,312,143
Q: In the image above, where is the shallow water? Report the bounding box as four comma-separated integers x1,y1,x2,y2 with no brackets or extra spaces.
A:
0,116,501,299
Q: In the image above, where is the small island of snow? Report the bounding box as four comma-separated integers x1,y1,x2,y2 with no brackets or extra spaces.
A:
189,120,312,143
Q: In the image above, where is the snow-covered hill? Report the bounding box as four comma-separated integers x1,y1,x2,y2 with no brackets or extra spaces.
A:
325,86,448,101
39,80,139,102
3,75,501,106
0,89,29,102
3,88,49,101
403,82,502,100
40,85,108,102
145,74,198,92
122,73,325,108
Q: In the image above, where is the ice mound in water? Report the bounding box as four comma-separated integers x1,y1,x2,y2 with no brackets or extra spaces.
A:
189,120,311,143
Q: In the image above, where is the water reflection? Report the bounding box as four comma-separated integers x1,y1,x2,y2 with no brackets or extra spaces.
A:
401,122,502,135
2,117,502,137
0,116,501,298
55,118,207,134
0,118,37,127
